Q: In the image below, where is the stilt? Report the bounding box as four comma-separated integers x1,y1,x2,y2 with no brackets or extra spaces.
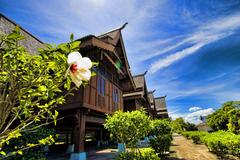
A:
70,109,86,160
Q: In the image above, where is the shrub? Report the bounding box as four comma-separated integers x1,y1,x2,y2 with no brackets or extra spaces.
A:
150,120,172,158
182,131,240,157
181,131,208,144
104,109,151,150
2,126,55,160
116,148,160,160
202,131,240,157
171,118,185,133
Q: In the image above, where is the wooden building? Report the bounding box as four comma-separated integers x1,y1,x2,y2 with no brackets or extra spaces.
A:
148,90,157,118
123,72,151,114
55,24,136,159
154,96,169,119
0,14,136,159
1,13,170,159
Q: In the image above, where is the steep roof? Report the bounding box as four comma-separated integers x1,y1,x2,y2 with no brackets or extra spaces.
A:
98,23,128,45
97,23,136,90
0,13,44,54
148,90,156,104
155,96,167,111
133,71,148,89
133,75,144,89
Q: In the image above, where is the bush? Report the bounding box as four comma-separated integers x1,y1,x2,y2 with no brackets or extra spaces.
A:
116,148,160,160
181,131,208,144
202,131,240,157
150,120,172,158
2,126,55,160
183,131,240,157
104,109,151,148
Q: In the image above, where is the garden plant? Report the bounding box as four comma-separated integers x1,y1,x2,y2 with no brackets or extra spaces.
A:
149,119,172,158
0,27,94,159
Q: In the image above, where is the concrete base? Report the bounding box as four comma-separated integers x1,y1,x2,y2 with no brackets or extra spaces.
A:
66,144,75,154
144,137,149,142
70,152,86,160
118,143,126,153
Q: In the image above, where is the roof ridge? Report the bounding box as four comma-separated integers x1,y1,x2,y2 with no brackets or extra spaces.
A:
148,89,156,93
155,95,167,99
133,71,148,77
97,22,128,37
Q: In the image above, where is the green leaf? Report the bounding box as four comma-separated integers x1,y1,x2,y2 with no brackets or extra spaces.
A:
38,85,47,92
92,62,99,67
7,32,24,40
55,110,59,117
58,43,69,52
70,33,74,41
70,41,81,50
0,151,6,156
17,150,23,155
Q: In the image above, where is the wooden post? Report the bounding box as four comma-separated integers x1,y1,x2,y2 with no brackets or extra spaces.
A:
73,109,86,152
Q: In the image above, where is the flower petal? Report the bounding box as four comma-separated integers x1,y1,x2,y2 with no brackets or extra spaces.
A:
77,57,92,69
70,72,82,87
67,52,82,65
79,69,91,81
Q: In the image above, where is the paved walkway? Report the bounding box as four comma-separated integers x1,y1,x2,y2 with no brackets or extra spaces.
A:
47,149,117,160
87,149,117,160
170,134,218,160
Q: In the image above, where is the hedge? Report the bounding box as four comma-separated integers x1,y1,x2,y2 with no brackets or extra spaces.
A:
181,131,240,157
181,131,207,144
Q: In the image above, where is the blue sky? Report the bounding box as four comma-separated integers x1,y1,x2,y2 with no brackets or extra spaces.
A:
1,0,240,123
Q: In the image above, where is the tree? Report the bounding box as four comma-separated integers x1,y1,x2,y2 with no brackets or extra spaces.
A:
0,27,93,158
185,122,198,131
104,109,151,151
207,101,240,133
171,117,186,133
150,119,172,158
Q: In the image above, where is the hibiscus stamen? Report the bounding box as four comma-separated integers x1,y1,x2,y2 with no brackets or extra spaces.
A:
70,64,78,73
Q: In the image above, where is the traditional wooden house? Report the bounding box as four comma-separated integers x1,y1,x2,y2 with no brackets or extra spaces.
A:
123,72,151,114
55,24,136,159
1,13,169,159
1,14,136,159
148,90,156,118
154,96,169,119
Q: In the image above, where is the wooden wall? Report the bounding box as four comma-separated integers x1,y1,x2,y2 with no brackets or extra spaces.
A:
83,73,123,114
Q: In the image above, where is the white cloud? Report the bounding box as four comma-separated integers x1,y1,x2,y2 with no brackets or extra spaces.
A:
149,42,205,73
148,12,240,74
168,108,187,120
168,107,215,124
24,0,165,43
139,36,188,61
185,108,215,124
189,107,202,112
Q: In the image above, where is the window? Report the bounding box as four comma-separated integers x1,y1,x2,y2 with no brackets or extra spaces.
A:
97,76,101,94
97,74,105,96
113,88,118,103
101,78,105,96
113,87,118,111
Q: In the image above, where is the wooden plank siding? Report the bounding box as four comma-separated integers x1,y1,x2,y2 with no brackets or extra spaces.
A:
83,73,123,114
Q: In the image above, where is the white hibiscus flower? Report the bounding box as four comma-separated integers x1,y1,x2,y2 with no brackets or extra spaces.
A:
66,52,92,87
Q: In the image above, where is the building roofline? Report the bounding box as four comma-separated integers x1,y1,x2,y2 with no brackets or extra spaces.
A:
97,22,128,37
154,95,167,99
0,13,44,44
148,90,156,94
133,71,148,77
